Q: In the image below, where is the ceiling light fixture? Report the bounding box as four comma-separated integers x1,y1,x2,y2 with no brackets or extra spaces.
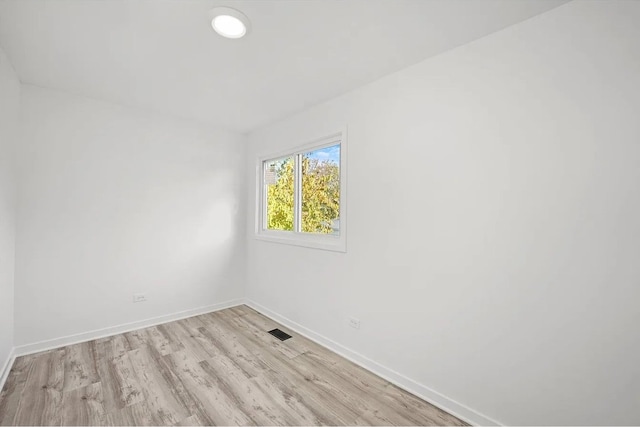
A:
209,7,250,39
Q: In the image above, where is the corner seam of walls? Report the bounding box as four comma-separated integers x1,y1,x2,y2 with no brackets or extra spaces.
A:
10,81,22,366
0,347,16,395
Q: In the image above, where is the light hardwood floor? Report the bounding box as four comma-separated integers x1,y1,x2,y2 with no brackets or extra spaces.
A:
0,305,467,426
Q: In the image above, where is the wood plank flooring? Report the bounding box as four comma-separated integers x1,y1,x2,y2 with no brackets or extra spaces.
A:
0,306,467,426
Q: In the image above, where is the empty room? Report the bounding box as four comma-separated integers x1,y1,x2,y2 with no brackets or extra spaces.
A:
0,0,638,426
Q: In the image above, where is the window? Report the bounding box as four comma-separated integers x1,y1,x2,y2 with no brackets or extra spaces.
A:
257,131,347,252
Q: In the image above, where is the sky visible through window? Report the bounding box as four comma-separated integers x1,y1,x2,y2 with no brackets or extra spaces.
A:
306,144,339,164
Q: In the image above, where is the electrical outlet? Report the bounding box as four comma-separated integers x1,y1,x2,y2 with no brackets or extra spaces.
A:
349,317,361,329
133,293,147,303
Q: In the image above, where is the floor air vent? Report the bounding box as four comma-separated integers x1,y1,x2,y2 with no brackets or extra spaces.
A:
268,328,292,341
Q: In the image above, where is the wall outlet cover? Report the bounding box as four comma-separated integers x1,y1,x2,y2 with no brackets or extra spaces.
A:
133,293,147,303
349,317,361,329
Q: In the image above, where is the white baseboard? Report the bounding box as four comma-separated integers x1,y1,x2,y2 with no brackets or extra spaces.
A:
0,347,16,394
245,299,501,427
8,298,500,426
14,298,245,357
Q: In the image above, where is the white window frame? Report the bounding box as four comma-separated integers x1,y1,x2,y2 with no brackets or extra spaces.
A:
255,129,347,252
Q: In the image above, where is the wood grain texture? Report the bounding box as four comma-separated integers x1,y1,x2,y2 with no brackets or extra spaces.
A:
0,357,31,426
93,341,144,413
127,346,190,425
0,306,468,426
64,342,99,391
62,382,107,426
10,348,65,426
105,402,155,426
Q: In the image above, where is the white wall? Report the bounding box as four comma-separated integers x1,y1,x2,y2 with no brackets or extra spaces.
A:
15,85,246,346
245,1,640,425
0,47,19,373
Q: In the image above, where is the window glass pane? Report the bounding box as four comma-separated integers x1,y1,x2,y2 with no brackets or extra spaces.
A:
301,144,340,234
265,157,294,231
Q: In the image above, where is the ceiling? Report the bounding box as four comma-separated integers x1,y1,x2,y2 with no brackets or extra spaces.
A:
0,0,567,133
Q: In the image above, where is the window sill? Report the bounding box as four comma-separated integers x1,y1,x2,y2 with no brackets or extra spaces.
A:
255,232,346,253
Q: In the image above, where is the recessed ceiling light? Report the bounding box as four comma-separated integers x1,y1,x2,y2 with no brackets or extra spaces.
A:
209,7,250,39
